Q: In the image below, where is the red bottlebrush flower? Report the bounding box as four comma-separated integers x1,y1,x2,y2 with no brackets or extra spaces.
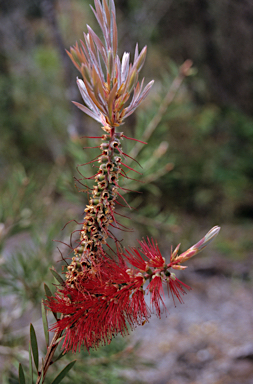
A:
147,275,166,318
139,237,165,268
166,273,191,306
123,247,147,271
123,237,165,271
46,228,220,353
46,257,150,352
122,239,190,316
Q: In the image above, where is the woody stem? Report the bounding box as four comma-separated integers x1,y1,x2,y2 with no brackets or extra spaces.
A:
35,328,63,384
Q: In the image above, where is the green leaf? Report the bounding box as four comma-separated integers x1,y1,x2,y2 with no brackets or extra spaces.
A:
50,268,65,286
44,283,53,298
50,360,76,384
44,283,58,320
29,341,33,384
19,363,26,384
41,301,49,346
54,335,65,344
53,351,65,364
30,324,39,372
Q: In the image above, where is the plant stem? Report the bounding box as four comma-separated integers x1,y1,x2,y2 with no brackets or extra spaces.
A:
36,328,63,384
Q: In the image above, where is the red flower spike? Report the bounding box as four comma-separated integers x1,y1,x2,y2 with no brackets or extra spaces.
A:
166,273,191,306
46,257,150,352
47,228,219,352
123,238,165,271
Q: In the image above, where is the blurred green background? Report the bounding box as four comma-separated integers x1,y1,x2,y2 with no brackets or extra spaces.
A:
1,0,253,383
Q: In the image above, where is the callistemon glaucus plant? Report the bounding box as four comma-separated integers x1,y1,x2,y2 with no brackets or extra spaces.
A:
46,0,220,353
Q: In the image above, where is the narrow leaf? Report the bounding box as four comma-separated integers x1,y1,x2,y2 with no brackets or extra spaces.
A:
44,283,53,298
41,301,49,346
30,324,39,372
65,50,81,72
53,351,65,364
112,12,118,56
49,268,65,286
50,361,76,384
81,63,92,87
54,335,65,344
29,341,33,384
102,0,110,29
77,76,106,114
108,82,118,120
19,363,26,384
44,283,58,320
134,43,139,63
87,32,97,59
110,0,116,17
87,25,105,58
93,0,104,32
72,101,101,123
134,46,147,72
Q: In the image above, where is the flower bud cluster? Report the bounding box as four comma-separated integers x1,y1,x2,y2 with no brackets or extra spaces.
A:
65,0,154,286
66,129,124,286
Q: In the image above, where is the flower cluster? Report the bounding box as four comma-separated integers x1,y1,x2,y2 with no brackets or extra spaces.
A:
47,228,220,352
48,253,149,352
46,0,220,353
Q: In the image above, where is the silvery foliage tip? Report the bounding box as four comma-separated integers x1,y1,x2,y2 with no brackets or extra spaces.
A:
67,0,154,128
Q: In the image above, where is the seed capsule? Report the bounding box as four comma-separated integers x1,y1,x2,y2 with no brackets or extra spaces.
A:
106,162,113,170
98,180,108,189
90,198,99,205
110,139,121,149
95,174,106,182
99,155,109,163
99,163,107,171
100,142,109,150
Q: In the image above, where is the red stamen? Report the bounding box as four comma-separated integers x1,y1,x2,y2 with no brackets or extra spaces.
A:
115,211,130,219
115,200,127,207
56,247,68,265
114,181,141,193
52,239,74,250
119,172,144,183
121,135,147,144
62,219,84,230
74,175,96,181
122,152,143,169
74,179,93,190
77,154,101,166
80,136,104,139
105,242,118,256
121,162,142,175
110,223,133,232
115,190,132,209
111,220,132,230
